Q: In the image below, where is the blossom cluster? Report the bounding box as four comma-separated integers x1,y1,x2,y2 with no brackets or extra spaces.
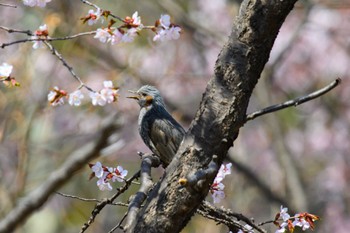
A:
89,161,128,191
274,206,320,233
23,0,51,8
209,163,232,203
0,63,19,87
82,9,181,45
153,14,181,42
47,80,119,107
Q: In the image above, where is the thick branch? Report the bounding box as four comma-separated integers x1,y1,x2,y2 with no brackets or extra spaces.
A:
0,115,121,233
124,153,160,232
133,1,298,232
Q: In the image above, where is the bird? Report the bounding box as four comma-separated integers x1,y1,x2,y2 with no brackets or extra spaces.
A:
127,85,185,167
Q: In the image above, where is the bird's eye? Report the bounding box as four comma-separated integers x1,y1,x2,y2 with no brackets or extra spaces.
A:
141,93,147,97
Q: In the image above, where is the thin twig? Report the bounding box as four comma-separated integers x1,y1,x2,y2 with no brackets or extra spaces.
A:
0,26,32,35
55,192,129,207
199,201,266,233
108,212,128,233
43,41,95,92
79,170,140,233
1,31,96,49
245,78,341,122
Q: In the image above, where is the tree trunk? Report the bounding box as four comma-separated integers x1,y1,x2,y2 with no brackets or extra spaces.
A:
133,0,298,232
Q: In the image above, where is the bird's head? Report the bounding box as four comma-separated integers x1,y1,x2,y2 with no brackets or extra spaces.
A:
127,85,166,108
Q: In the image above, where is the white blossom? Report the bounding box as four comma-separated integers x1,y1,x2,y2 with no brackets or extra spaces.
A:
91,162,104,178
0,63,13,77
68,90,84,106
23,0,51,8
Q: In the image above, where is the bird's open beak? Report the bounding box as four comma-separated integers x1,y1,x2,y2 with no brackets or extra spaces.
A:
126,90,139,100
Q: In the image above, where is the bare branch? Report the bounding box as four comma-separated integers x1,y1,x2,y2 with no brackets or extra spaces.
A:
0,31,96,48
198,201,266,233
124,153,160,232
43,41,95,92
55,192,129,207
108,212,128,233
80,170,141,233
245,78,341,122
0,26,31,35
0,115,121,233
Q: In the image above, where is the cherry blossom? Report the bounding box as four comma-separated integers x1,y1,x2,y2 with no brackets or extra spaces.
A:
68,90,84,106
216,162,232,181
91,162,104,178
132,11,142,27
47,86,67,106
89,92,107,106
159,14,171,28
89,162,128,191
86,8,101,25
97,178,113,191
209,163,232,203
32,24,48,49
88,81,118,106
121,28,138,43
212,190,225,204
0,63,13,77
110,166,128,182
94,28,111,43
153,14,181,42
23,0,51,8
279,206,291,222
109,29,123,45
293,217,311,231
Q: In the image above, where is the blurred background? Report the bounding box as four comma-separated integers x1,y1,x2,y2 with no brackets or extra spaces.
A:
0,0,349,232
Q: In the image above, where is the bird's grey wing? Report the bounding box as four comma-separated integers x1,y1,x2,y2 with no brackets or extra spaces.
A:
149,118,185,166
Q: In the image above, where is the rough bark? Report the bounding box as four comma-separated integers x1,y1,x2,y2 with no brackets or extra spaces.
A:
133,0,298,232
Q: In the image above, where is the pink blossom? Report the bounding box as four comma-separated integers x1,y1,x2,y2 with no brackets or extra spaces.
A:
122,28,138,43
109,29,123,45
89,92,107,106
153,14,181,42
212,190,225,203
91,162,104,178
159,14,171,28
293,217,310,231
94,28,110,43
97,178,112,191
279,205,290,222
275,222,288,233
111,165,128,183
87,8,101,25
